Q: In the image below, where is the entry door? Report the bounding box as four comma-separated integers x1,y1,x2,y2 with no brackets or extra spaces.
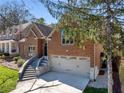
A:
44,43,47,56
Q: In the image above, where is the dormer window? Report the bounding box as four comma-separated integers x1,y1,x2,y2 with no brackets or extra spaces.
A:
61,29,74,45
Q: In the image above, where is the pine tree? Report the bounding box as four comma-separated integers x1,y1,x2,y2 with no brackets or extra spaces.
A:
40,0,124,92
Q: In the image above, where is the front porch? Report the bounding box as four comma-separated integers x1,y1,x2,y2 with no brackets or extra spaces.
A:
0,40,19,54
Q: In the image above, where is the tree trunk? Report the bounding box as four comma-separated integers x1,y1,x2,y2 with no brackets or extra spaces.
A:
112,56,122,93
106,16,113,93
108,60,113,93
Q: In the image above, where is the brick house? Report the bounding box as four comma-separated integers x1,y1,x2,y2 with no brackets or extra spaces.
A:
0,22,52,58
19,23,52,58
48,29,103,80
0,22,103,80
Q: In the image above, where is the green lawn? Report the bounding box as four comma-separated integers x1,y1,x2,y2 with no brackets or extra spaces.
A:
0,65,18,93
84,87,108,93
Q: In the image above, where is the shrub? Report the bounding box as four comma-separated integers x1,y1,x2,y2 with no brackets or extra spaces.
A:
0,52,4,56
1,55,5,59
14,60,17,64
14,54,20,57
13,57,21,62
17,59,25,67
3,53,10,56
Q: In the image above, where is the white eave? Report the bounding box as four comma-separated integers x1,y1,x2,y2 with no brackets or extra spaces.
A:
19,38,26,42
0,39,16,43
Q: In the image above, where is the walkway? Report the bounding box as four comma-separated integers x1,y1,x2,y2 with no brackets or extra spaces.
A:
88,71,108,88
10,71,89,93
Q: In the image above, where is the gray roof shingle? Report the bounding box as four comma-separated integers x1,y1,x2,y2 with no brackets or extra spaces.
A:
34,23,53,37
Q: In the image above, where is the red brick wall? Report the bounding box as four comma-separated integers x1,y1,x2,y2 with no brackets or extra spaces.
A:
19,28,45,58
24,32,38,58
48,31,96,67
19,31,38,58
94,43,103,68
37,39,44,57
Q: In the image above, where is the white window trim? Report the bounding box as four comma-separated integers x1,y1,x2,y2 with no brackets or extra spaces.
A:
28,45,36,56
29,45,35,53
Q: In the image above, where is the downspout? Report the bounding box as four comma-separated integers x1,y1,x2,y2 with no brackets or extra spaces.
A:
94,44,96,81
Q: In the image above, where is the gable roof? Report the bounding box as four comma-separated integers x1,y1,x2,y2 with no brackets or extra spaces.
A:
0,23,31,40
34,23,53,37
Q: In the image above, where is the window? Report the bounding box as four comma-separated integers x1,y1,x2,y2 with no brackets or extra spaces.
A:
61,29,74,45
29,46,35,53
2,43,5,52
28,45,36,56
11,43,17,53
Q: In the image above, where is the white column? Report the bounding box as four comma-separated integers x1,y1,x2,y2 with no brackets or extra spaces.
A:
4,43,7,53
1,43,3,52
16,42,19,53
0,43,1,52
9,42,12,54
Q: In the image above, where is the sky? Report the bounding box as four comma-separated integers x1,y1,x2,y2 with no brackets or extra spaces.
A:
0,0,58,24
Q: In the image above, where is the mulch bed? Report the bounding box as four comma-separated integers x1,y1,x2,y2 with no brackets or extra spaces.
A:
0,60,19,70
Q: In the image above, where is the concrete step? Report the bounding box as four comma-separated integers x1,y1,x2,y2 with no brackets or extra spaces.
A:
23,74,36,78
24,72,35,75
25,70,35,72
24,73,36,76
21,77,36,81
27,66,34,69
27,67,34,69
24,72,36,75
23,75,36,78
26,70,35,72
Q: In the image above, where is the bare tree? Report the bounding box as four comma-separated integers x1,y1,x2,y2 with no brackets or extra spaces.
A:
0,1,34,32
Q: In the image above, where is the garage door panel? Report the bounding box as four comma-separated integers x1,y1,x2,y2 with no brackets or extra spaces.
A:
49,56,90,77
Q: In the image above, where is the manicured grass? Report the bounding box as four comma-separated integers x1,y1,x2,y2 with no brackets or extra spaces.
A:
0,65,18,93
120,60,124,93
84,87,108,93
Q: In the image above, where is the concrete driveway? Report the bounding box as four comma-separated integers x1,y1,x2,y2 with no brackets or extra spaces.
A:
10,71,89,93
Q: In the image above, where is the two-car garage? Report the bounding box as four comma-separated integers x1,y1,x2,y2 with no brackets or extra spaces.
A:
49,55,91,78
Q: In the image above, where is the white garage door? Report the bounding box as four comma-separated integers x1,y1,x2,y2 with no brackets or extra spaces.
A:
49,55,90,77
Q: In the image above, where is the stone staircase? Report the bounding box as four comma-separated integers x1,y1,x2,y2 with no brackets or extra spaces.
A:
19,56,48,81
22,65,36,81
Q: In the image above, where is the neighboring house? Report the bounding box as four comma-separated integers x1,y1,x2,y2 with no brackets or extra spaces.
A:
48,29,103,80
0,22,52,58
19,23,52,58
0,23,31,55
